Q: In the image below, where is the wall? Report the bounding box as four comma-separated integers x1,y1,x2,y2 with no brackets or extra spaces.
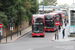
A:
2,21,29,37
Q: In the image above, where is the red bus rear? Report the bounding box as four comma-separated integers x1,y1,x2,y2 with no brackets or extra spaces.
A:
32,14,45,37
44,13,60,31
53,11,63,26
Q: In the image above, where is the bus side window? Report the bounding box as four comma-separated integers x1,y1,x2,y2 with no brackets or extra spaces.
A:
55,15,57,22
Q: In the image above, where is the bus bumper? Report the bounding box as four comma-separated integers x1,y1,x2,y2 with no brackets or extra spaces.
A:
32,33,45,36
45,28,54,31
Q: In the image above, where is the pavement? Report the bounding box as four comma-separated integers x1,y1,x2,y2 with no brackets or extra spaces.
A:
0,26,31,43
51,21,75,42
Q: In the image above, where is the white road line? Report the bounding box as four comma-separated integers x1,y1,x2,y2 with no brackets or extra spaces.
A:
27,48,33,50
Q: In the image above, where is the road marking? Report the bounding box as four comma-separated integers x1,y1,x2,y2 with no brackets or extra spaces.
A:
49,33,55,40
18,32,31,40
27,49,33,50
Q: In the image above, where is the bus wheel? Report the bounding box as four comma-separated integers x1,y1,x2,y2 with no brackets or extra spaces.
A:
41,36,44,37
45,31,48,32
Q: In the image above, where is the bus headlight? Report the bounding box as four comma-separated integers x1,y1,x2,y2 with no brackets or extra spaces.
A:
44,27,46,29
61,19,62,21
33,32,34,34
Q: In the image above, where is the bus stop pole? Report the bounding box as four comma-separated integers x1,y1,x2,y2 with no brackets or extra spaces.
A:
0,37,1,42
17,26,18,36
6,34,7,42
11,31,12,40
57,26,59,40
0,34,1,42
55,31,57,40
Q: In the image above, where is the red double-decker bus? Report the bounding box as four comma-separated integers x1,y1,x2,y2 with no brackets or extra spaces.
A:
32,14,45,37
44,13,60,31
53,11,63,26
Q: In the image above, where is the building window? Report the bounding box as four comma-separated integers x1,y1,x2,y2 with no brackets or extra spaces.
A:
71,10,75,25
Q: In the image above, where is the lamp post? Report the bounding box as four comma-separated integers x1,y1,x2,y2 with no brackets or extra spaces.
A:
20,10,21,35
10,7,13,40
19,1,21,35
10,17,13,40
35,0,36,14
43,0,44,14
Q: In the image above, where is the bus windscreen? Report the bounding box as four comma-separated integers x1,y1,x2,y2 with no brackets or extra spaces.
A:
45,15,53,20
45,15,54,28
33,17,44,33
33,25,44,33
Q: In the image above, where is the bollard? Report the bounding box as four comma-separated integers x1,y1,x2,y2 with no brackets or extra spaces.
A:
20,28,21,35
17,31,18,36
6,34,7,42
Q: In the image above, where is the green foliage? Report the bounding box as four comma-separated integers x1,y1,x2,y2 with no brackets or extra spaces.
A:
40,0,57,6
58,3,69,7
0,0,39,27
0,12,9,28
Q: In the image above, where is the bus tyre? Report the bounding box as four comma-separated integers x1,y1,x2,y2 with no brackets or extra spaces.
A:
32,36,34,37
45,31,48,32
41,36,44,37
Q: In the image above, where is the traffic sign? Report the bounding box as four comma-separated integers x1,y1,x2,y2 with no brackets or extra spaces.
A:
55,21,60,26
0,23,3,28
10,27,13,31
58,9,60,11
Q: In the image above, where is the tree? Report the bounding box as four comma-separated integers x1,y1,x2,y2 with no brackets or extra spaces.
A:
0,12,9,28
22,0,39,25
0,0,19,27
58,3,69,7
0,0,39,27
40,0,57,6
48,0,57,6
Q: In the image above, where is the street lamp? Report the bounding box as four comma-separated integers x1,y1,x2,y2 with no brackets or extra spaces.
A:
43,0,44,14
10,7,13,40
35,0,36,14
19,1,21,35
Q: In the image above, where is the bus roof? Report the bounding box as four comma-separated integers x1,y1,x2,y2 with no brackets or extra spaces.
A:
33,14,44,17
53,11,62,13
44,13,58,15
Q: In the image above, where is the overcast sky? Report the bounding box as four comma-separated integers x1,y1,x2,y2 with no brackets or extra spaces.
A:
57,0,75,5
39,0,75,5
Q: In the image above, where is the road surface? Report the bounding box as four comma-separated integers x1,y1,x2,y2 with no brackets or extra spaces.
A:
0,31,75,50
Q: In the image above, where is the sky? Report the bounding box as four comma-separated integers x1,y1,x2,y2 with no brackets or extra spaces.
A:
39,0,75,5
57,0,75,5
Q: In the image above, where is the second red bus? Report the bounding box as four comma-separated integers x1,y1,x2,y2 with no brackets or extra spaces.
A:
44,13,60,31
